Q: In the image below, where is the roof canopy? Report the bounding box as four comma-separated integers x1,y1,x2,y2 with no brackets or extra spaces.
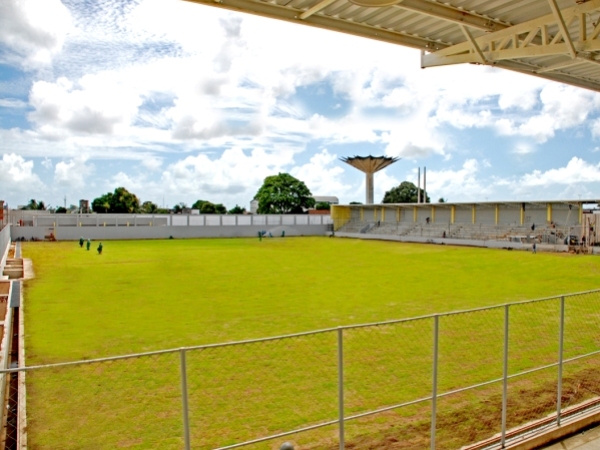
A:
186,0,600,92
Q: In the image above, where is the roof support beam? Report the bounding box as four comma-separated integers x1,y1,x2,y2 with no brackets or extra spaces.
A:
460,24,486,64
299,0,338,20
394,0,508,32
184,0,441,50
421,0,600,67
547,0,577,58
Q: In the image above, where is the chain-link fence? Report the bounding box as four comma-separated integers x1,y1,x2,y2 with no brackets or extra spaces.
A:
10,290,600,449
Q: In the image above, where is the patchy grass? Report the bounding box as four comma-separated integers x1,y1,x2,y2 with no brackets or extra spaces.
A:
22,237,600,449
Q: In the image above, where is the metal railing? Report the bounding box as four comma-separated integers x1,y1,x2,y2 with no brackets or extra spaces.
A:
11,290,600,449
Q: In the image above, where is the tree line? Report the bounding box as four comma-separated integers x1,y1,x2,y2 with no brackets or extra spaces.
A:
20,173,441,215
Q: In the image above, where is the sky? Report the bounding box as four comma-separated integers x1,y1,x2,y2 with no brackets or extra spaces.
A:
2,0,600,211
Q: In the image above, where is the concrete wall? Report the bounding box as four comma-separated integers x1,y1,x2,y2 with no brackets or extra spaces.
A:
11,224,329,241
0,226,10,270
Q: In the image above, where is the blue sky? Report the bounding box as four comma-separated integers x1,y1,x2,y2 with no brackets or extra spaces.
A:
2,0,600,210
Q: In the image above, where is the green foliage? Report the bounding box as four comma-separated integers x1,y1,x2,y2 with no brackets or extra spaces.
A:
55,207,67,214
192,200,208,210
228,205,246,215
255,172,315,214
172,202,186,214
315,202,331,211
21,199,46,210
382,181,430,204
438,197,446,203
140,201,158,213
92,187,140,213
197,202,226,214
349,201,362,205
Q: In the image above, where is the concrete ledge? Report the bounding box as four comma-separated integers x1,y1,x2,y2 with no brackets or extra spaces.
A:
506,409,600,449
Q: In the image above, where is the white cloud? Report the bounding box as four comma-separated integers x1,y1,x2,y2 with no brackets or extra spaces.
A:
290,149,350,197
520,157,600,187
0,98,27,108
0,153,45,195
0,0,71,68
54,156,94,189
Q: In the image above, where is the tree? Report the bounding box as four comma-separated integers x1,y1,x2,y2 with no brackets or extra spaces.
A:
192,200,209,211
141,201,158,213
55,206,67,214
228,205,246,214
254,173,315,214
382,181,430,204
173,202,186,214
200,202,216,214
21,199,46,210
315,202,331,211
198,202,226,214
92,187,140,213
438,198,446,203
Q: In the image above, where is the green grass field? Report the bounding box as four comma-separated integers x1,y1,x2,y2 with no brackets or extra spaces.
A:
22,237,600,449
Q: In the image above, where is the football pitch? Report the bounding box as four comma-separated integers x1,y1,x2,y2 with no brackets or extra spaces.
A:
22,237,600,449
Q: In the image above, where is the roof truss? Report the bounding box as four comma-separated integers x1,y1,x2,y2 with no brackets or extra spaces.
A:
184,0,600,92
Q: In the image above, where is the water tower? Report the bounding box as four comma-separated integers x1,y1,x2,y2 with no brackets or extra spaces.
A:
340,155,399,204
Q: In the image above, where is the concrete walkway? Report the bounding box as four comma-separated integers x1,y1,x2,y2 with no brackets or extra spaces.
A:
542,426,600,449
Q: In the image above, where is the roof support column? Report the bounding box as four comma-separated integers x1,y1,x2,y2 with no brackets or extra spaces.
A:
495,204,499,225
366,172,374,205
431,206,436,223
451,206,455,224
413,206,418,223
472,205,476,224
547,203,553,223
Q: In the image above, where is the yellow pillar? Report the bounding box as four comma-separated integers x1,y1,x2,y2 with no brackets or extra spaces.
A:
472,205,476,224
579,204,583,224
431,206,436,223
396,207,400,222
546,203,552,223
495,205,499,225
451,206,455,224
382,207,385,222
413,206,417,223
520,204,524,225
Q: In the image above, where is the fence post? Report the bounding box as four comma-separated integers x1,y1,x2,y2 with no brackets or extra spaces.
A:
557,296,565,425
431,315,439,450
337,327,345,450
180,348,191,450
501,304,509,447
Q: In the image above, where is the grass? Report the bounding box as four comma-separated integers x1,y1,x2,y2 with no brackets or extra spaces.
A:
22,237,600,449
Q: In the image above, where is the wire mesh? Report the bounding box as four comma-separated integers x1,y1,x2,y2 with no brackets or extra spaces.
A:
184,331,338,449
25,352,182,450
508,298,561,374
504,367,558,434
438,307,504,392
564,291,600,361
344,318,433,415
344,402,432,449
435,382,504,449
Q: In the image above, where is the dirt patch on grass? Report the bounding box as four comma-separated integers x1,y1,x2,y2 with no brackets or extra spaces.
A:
305,367,600,450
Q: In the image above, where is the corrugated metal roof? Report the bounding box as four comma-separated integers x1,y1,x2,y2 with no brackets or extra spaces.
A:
185,0,600,92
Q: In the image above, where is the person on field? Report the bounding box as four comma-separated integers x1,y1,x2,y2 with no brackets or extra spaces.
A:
97,242,103,255
86,239,91,251
79,237,84,248
532,242,537,254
